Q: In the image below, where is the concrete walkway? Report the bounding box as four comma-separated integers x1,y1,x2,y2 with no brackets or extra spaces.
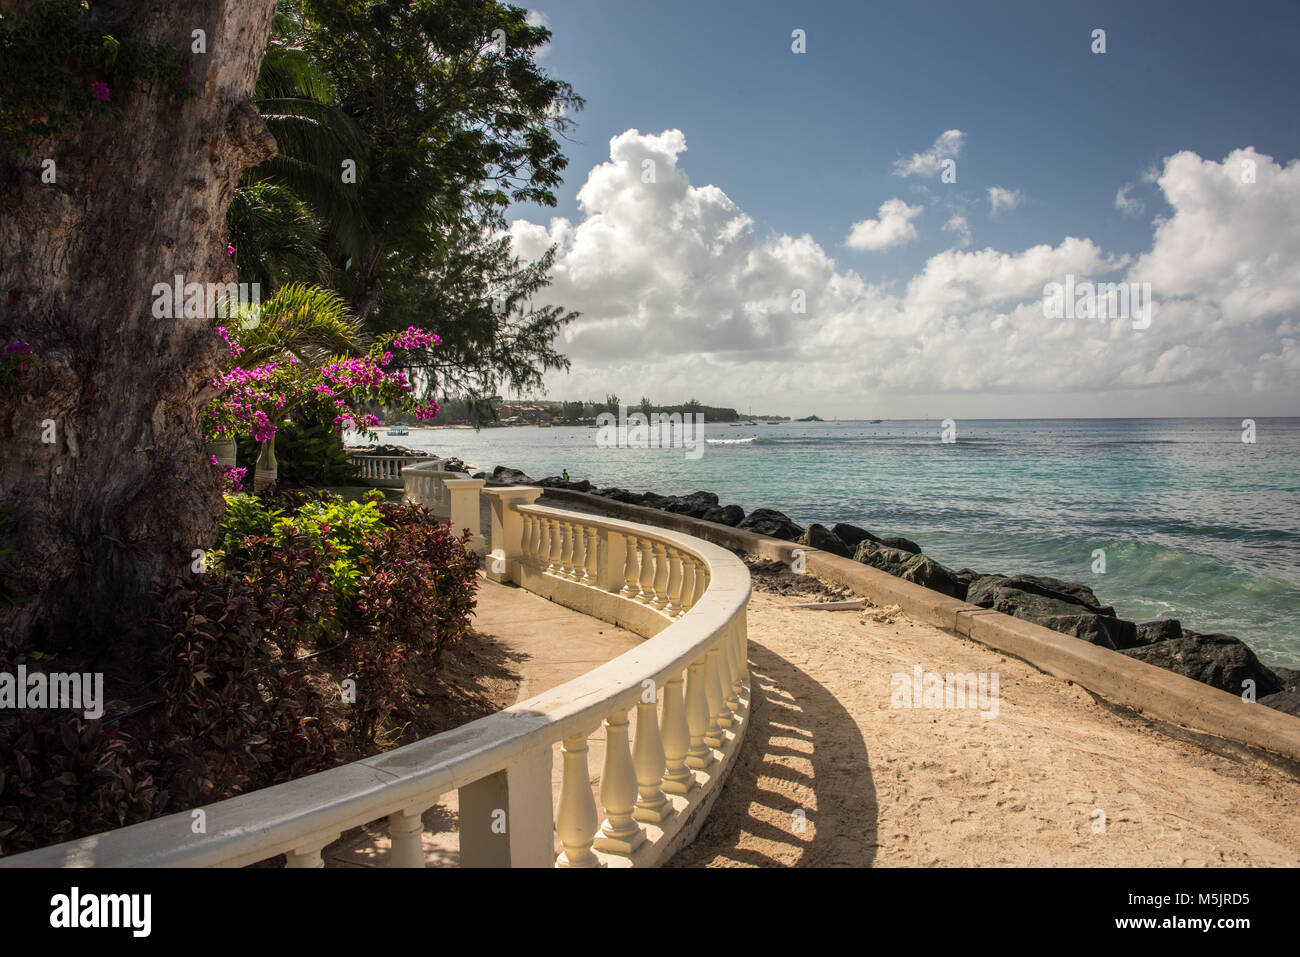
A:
322,576,641,866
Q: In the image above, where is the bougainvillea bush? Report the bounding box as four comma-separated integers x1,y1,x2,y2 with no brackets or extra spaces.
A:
0,490,479,856
204,324,441,445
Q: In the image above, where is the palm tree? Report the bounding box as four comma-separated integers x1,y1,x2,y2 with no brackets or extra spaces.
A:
228,9,372,294
227,182,333,292
229,281,368,370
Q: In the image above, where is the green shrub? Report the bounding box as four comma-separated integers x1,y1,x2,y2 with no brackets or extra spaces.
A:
272,418,360,486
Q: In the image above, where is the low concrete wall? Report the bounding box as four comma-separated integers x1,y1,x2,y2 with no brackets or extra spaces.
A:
539,488,1300,764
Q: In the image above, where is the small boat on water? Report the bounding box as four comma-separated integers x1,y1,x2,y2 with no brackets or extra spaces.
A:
766,421,781,425
386,426,409,436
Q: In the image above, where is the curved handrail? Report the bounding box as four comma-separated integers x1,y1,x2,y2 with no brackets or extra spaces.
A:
2,491,750,868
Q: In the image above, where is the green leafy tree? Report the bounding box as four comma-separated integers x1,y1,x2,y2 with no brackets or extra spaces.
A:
290,0,583,321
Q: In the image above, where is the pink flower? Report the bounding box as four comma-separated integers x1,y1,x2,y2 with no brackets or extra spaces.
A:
226,244,236,256
91,82,111,103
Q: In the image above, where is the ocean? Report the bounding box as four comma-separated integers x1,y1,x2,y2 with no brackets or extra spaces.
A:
357,418,1300,669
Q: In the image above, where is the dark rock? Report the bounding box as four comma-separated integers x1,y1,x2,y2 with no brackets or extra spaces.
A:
537,475,594,492
737,507,804,541
440,457,469,474
831,523,880,548
967,574,1112,615
1135,619,1182,645
1260,689,1300,717
639,492,675,510
966,574,1137,650
471,471,489,480
852,541,916,574
1272,667,1300,691
880,536,921,555
897,554,967,599
664,491,720,518
796,524,852,558
491,465,533,484
952,568,982,591
354,444,433,458
702,504,745,526
600,488,647,506
1122,633,1285,697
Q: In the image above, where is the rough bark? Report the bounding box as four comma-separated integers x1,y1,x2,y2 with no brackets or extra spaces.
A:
0,0,278,647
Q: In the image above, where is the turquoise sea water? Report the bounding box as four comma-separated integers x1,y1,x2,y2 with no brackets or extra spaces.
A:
357,418,1300,669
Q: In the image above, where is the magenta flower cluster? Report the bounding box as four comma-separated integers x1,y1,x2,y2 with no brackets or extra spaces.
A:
391,327,441,351
91,82,111,103
208,455,248,492
216,326,245,358
204,325,441,444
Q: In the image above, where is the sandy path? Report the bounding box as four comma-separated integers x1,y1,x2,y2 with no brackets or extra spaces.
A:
672,581,1300,868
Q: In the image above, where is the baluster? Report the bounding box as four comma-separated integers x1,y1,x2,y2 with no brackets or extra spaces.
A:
594,711,645,855
650,542,669,608
722,627,741,713
660,674,695,793
584,526,600,583
388,809,425,868
685,658,714,769
636,537,655,602
521,513,536,567
703,647,725,747
714,641,736,729
569,522,586,581
531,514,545,568
556,732,601,867
691,560,709,607
736,615,749,686
663,549,683,616
674,559,692,616
633,688,673,824
562,522,578,578
620,535,639,596
547,517,563,573
518,513,532,566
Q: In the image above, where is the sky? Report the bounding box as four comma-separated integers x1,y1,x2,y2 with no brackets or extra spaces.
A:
503,0,1300,418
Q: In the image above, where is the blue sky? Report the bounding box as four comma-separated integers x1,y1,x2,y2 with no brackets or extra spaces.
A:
505,0,1300,417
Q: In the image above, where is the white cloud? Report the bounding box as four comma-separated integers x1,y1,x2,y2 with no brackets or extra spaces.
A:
526,9,550,57
845,198,924,251
507,132,1300,414
987,186,1023,216
943,213,972,247
893,129,964,178
1131,147,1300,323
1115,183,1143,217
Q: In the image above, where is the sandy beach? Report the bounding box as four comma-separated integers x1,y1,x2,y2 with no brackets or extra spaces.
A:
671,564,1300,867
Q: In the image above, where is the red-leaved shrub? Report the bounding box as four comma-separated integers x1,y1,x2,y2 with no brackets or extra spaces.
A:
0,495,480,857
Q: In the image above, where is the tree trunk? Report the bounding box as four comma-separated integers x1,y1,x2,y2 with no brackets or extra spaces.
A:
0,0,278,648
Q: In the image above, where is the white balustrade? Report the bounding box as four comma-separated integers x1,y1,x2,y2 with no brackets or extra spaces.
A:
4,485,749,870
347,453,435,488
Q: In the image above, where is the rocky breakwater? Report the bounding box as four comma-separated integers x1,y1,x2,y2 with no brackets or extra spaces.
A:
499,467,1300,719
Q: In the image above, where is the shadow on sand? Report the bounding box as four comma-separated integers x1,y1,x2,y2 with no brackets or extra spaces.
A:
668,641,879,867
